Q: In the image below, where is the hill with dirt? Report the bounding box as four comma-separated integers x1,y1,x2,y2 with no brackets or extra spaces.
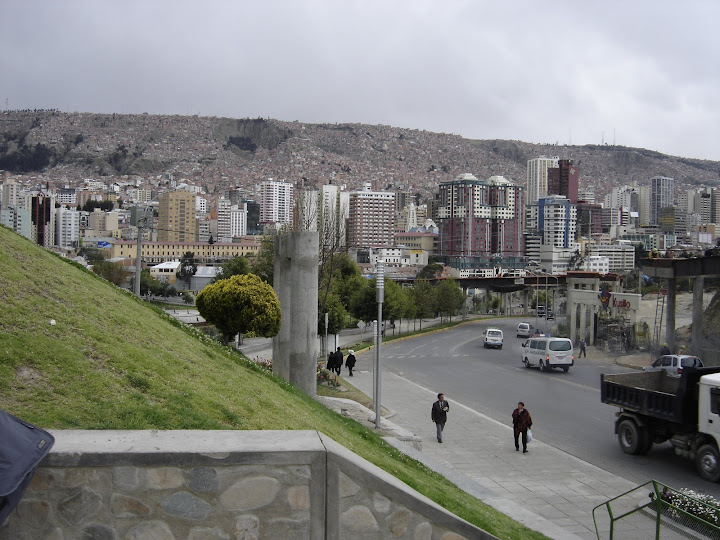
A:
2,110,718,201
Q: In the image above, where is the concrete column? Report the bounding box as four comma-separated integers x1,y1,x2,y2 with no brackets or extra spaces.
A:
589,306,596,345
523,288,530,316
579,306,587,344
272,231,319,397
666,278,676,352
692,276,704,353
567,290,576,343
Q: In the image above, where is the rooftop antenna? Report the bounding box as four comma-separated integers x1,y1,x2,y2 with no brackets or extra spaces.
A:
569,128,572,145
613,128,616,146
602,131,605,145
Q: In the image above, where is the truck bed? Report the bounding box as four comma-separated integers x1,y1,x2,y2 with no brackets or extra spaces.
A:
601,368,720,424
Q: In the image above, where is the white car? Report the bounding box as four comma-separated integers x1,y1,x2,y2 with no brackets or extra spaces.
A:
516,322,533,338
484,328,504,349
643,355,703,377
522,336,574,372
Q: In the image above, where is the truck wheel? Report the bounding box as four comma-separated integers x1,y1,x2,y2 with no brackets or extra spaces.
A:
617,419,642,454
696,444,720,482
638,427,653,454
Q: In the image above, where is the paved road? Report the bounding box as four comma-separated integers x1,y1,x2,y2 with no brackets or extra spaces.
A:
367,317,720,499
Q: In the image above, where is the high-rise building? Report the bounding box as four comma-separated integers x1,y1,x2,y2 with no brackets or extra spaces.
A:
436,174,524,268
526,195,577,249
55,206,80,249
1,178,20,209
526,156,559,205
547,159,579,203
577,187,595,204
695,190,712,224
712,189,720,225
259,180,294,228
650,176,674,226
217,197,231,242
576,202,603,238
28,192,56,248
158,190,197,242
230,203,248,238
638,185,652,226
347,183,395,247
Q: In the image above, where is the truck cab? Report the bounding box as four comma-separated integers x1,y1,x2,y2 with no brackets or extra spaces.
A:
696,372,720,480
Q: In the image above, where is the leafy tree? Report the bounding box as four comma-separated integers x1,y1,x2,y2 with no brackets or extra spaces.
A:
416,263,444,280
435,278,465,322
409,279,436,329
129,269,163,296
567,249,585,271
92,260,129,286
213,256,249,283
250,235,275,284
81,200,114,212
182,292,195,305
196,274,281,345
176,251,197,288
208,235,215,244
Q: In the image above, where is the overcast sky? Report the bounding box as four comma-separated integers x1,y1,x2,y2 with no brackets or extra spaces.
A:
2,1,719,160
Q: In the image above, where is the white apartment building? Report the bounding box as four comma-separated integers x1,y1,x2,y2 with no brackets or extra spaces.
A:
259,179,294,227
216,197,231,242
55,206,80,249
587,243,635,272
195,196,207,215
230,203,248,238
57,187,77,206
638,185,652,226
1,178,21,209
526,156,559,205
526,195,577,249
87,209,119,236
347,183,395,247
582,255,610,274
577,187,595,204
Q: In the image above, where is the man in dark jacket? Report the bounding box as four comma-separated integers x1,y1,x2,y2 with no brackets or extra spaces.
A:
345,350,356,377
431,393,450,443
512,401,533,453
333,347,343,375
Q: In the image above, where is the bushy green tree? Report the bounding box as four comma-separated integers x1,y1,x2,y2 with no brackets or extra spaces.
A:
196,274,281,344
409,279,436,329
250,236,275,284
436,278,465,322
213,256,249,283
416,263,444,280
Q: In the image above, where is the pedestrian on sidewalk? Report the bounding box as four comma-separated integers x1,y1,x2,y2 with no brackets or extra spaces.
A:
326,351,336,373
345,350,356,377
579,338,587,358
512,402,532,453
333,347,343,375
431,393,450,443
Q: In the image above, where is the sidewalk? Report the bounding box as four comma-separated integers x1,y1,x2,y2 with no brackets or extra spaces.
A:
346,351,637,540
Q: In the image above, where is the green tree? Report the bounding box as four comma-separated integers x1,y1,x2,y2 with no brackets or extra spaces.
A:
409,279,436,329
435,278,465,322
196,274,281,345
416,263,444,280
250,235,275,284
176,251,197,289
213,256,250,283
130,269,163,296
92,260,128,286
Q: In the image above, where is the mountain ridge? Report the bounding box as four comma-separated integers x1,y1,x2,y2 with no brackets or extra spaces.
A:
1,111,718,201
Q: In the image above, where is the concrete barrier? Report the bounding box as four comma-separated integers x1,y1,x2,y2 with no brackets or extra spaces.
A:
0,430,495,540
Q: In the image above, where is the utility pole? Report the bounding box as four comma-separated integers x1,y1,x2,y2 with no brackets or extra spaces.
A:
374,262,385,429
134,216,144,297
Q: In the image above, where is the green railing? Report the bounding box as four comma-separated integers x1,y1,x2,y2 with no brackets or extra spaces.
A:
593,480,720,539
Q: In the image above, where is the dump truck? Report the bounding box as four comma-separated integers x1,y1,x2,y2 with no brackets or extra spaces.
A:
601,367,720,482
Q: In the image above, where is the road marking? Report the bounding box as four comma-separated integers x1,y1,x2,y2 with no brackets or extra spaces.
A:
511,367,600,392
449,334,483,355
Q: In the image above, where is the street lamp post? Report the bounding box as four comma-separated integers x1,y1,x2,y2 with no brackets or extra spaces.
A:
374,262,384,429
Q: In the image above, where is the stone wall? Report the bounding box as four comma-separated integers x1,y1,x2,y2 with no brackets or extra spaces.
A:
0,430,495,540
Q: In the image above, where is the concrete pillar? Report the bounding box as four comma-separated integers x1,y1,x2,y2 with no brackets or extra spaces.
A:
589,306,596,345
579,306,587,345
567,291,576,343
666,278,676,352
692,276,704,353
272,231,319,397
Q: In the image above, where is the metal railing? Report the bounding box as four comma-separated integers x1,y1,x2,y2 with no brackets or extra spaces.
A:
593,480,720,539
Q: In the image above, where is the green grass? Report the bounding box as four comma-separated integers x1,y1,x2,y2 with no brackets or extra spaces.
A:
0,226,548,540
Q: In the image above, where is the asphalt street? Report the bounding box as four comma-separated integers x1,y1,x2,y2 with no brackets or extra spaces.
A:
364,317,720,499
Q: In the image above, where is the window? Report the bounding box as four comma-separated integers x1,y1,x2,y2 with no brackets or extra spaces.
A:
549,340,572,352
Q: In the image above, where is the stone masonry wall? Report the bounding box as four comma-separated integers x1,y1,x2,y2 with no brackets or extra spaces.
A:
0,431,495,540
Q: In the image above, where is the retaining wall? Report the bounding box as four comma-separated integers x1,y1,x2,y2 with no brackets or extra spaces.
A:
0,430,494,540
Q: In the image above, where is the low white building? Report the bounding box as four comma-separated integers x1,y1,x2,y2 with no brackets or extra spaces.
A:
587,244,635,272
582,255,610,274
150,260,181,284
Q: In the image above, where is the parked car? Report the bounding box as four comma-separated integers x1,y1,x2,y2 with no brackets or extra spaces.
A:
521,336,574,372
483,328,504,349
516,322,533,338
643,355,704,377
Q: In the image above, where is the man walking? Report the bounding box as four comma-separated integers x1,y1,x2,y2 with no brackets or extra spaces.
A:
345,350,356,377
333,347,343,375
431,393,450,443
512,401,532,453
579,338,587,358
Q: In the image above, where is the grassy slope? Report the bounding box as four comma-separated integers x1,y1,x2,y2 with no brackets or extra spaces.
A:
0,226,548,540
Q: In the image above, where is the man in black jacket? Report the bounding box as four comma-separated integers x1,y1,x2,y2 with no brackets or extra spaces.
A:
333,347,343,375
431,393,450,443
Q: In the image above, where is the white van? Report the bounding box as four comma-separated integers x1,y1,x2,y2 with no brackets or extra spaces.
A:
483,328,504,349
522,337,574,372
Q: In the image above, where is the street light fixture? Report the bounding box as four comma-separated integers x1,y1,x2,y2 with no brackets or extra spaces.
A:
374,261,384,429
